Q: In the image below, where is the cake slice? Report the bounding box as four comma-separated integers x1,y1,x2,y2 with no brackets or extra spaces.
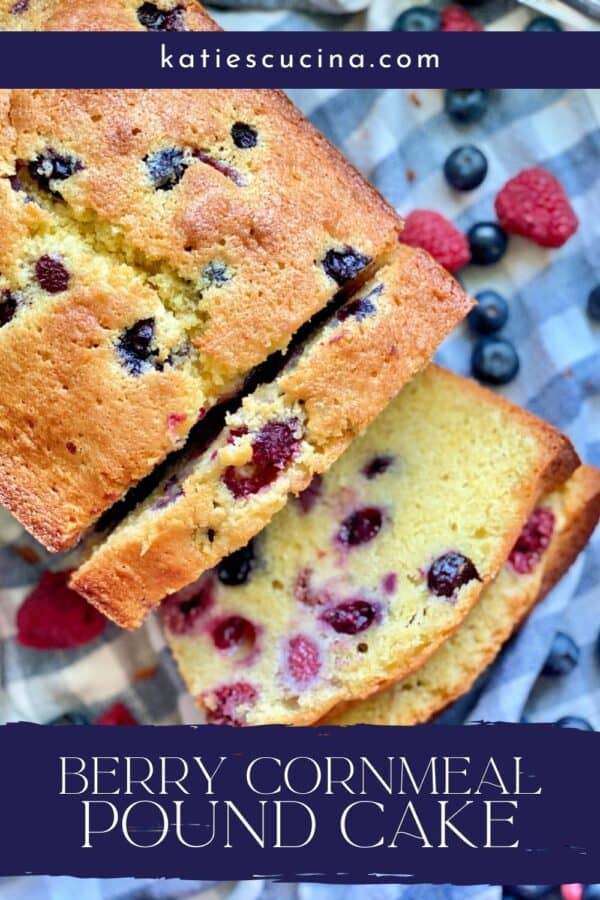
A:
1,0,220,31
329,465,600,725
71,246,472,627
159,365,578,725
0,87,403,551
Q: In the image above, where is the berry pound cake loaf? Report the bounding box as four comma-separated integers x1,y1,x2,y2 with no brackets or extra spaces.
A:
0,87,406,551
71,246,472,628
161,365,578,726
1,0,220,31
329,464,600,725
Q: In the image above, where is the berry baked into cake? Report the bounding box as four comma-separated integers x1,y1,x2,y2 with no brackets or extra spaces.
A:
0,0,220,31
0,86,408,552
71,246,471,627
161,365,579,726
330,464,600,725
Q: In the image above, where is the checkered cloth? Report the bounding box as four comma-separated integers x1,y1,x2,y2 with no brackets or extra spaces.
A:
211,0,600,33
1,88,599,898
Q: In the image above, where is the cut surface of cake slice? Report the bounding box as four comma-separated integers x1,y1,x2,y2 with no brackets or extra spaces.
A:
160,365,578,725
0,87,402,550
0,0,220,31
328,464,600,725
71,246,473,627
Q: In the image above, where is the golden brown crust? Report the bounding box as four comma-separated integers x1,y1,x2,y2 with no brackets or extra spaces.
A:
71,248,474,627
0,0,220,32
328,465,600,726
0,83,402,551
307,379,579,724
280,246,470,441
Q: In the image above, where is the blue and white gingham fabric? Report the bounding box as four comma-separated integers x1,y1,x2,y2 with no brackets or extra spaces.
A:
0,89,598,898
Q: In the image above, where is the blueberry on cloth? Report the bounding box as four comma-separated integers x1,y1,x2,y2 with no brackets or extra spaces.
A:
542,632,580,676
444,89,489,124
471,337,519,385
392,6,440,30
444,145,488,191
467,221,508,265
468,290,509,335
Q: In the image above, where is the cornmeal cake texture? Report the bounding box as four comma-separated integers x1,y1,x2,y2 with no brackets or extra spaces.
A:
329,465,600,725
161,365,578,726
71,246,473,627
0,87,405,551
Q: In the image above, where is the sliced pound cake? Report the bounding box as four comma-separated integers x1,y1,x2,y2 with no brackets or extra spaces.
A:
0,0,220,31
160,365,578,725
71,246,473,627
329,464,600,725
0,87,403,550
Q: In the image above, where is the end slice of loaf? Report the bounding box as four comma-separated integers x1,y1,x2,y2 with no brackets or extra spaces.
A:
159,364,578,726
0,85,402,550
329,464,600,725
71,246,473,627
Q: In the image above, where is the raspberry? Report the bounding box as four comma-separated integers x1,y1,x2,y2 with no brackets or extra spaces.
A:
211,615,256,651
495,167,578,248
95,703,138,725
400,210,470,273
440,5,483,30
297,474,322,513
161,577,214,635
509,507,555,574
223,419,302,499
286,635,321,685
203,682,257,726
16,571,106,649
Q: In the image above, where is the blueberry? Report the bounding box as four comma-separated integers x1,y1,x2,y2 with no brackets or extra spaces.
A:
444,90,489,125
503,888,554,900
427,551,480,598
467,221,508,265
542,632,580,676
555,716,594,731
137,2,185,30
322,247,371,286
218,541,255,586
203,260,231,288
468,290,509,335
48,711,90,725
392,6,440,30
587,285,600,322
28,148,83,196
337,291,379,323
471,337,520,385
117,318,159,376
35,255,70,293
337,507,383,547
144,148,190,191
231,122,258,149
583,887,600,900
321,599,377,635
0,290,19,327
444,145,488,191
363,455,394,479
525,15,562,30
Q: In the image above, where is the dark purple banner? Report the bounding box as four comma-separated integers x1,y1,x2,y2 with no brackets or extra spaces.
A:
1,722,599,883
0,33,596,88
